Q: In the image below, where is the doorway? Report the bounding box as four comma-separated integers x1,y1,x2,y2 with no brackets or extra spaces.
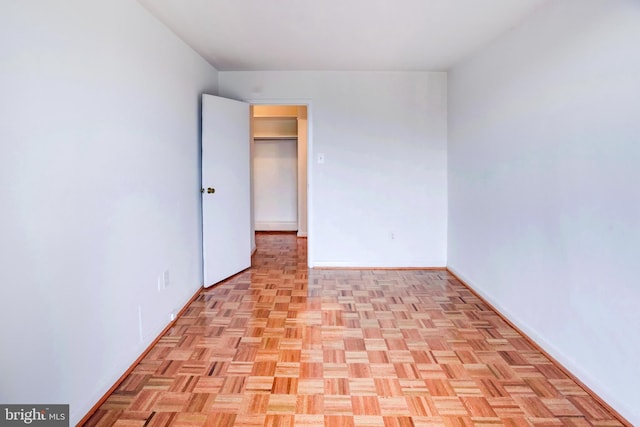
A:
250,104,308,252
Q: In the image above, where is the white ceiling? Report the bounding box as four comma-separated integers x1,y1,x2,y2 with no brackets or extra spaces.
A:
138,0,549,71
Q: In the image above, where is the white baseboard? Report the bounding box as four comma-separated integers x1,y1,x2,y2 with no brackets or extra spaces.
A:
311,261,445,269
255,221,297,231
311,261,356,268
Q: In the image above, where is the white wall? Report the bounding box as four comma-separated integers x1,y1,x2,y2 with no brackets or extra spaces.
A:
254,139,299,230
448,1,640,423
220,72,448,267
0,1,217,423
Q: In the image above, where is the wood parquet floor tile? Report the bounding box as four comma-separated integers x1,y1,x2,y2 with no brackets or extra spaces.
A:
83,232,625,427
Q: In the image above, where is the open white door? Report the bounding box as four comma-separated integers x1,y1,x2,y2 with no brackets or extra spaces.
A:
202,95,251,287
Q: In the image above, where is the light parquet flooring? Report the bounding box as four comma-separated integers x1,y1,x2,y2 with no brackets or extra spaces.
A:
84,232,624,427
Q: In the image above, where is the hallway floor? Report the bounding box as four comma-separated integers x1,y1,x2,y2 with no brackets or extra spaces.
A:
85,232,624,426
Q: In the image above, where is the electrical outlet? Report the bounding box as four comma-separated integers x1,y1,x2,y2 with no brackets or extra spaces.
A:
163,270,170,288
138,305,144,343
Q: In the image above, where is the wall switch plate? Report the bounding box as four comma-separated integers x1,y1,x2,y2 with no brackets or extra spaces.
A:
317,153,325,164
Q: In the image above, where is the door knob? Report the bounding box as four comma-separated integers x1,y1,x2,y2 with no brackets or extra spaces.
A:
207,187,215,194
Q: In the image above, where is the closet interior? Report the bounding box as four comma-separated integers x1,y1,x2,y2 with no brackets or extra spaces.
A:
251,105,307,236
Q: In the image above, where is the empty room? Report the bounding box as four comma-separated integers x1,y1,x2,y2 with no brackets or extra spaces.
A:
1,0,638,426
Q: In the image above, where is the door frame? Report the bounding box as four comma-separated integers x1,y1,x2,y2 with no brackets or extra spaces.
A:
248,99,314,267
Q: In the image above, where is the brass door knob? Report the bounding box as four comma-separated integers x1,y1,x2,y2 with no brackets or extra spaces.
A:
207,187,215,194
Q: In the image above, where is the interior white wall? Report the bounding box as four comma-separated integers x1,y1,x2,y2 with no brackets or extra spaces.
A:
220,72,448,267
447,1,640,423
0,1,217,423
254,140,299,230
